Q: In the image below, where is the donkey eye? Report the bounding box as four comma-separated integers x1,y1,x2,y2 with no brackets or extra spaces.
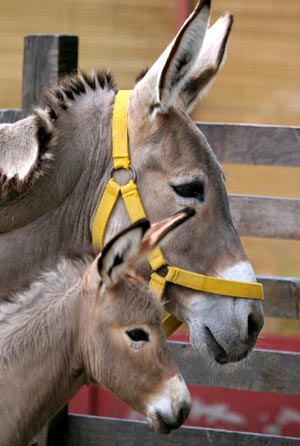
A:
126,328,149,342
171,181,204,202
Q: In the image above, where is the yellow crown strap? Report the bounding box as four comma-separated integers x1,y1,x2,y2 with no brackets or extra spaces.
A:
112,90,132,169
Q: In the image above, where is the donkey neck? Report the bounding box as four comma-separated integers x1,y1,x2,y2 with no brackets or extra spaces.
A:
0,257,87,446
0,92,113,231
0,85,116,294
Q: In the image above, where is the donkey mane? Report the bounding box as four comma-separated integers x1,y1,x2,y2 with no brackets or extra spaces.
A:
36,68,117,156
34,68,117,176
0,69,117,201
42,69,117,118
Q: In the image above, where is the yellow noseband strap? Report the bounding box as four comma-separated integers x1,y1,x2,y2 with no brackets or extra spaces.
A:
92,90,264,338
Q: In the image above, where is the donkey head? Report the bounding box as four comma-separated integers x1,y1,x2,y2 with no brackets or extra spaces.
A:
79,210,193,434
112,0,263,364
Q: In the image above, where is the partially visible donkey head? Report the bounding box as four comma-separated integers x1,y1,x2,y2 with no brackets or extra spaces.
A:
79,209,193,433
114,0,264,364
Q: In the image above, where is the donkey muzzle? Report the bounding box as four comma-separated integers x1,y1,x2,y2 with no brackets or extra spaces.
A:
146,374,192,434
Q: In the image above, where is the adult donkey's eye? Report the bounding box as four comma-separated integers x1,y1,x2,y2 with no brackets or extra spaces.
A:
171,181,204,202
126,328,149,342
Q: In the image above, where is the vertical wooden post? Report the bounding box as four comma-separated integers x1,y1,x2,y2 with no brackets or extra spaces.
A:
46,406,69,446
22,34,78,114
19,36,78,446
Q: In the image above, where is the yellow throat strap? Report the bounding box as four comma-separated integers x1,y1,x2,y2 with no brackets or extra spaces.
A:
92,90,264,338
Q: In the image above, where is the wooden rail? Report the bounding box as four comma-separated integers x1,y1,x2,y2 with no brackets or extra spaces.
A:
1,35,299,446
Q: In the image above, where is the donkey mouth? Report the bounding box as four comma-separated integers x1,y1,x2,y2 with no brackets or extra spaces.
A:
204,326,252,364
148,409,188,434
204,326,229,364
148,412,172,434
154,411,189,434
157,414,173,434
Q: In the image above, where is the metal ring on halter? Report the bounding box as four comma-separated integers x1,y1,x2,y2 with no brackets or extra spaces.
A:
110,165,137,183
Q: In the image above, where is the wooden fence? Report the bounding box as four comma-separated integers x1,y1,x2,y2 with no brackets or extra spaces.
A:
1,35,300,446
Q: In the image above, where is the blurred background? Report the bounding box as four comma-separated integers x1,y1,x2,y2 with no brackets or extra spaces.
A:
0,0,299,328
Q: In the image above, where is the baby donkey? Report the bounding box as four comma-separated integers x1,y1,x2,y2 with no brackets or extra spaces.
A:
0,209,193,446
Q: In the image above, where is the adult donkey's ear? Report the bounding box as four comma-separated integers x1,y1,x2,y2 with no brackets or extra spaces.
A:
131,0,210,115
0,111,54,201
97,208,194,286
179,12,233,114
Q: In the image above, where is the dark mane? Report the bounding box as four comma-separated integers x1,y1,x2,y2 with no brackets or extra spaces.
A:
19,69,118,199
43,68,117,120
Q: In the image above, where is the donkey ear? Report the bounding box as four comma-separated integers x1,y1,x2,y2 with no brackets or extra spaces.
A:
179,13,233,114
0,111,54,200
137,207,195,259
97,219,150,285
97,208,194,286
131,0,210,114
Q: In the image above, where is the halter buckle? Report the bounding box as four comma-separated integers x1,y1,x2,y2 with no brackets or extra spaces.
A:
110,165,137,184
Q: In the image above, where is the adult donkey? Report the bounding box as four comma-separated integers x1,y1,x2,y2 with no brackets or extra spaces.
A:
0,0,263,364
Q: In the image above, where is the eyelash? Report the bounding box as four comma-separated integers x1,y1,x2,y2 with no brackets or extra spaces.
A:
171,181,205,202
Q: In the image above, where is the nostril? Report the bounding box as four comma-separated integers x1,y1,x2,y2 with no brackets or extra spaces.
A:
248,312,263,338
179,403,190,424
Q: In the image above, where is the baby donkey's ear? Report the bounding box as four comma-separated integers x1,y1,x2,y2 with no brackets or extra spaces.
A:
97,219,150,285
97,207,194,286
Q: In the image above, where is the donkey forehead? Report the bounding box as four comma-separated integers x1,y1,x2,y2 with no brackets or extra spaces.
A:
104,279,163,326
138,110,222,177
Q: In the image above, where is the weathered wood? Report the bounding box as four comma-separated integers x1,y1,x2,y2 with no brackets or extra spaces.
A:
229,194,300,239
67,415,300,446
22,34,78,114
0,109,23,124
197,122,300,167
259,275,300,319
168,342,300,395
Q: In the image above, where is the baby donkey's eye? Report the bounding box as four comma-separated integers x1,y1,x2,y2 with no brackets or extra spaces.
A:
126,328,149,342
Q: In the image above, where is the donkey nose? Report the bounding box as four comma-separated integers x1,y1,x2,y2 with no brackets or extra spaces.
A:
147,374,191,433
178,401,191,424
158,399,191,430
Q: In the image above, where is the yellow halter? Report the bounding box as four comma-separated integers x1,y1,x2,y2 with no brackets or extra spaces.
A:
92,90,264,338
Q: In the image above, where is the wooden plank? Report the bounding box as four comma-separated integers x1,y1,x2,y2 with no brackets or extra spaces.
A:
197,123,300,167
259,275,300,319
0,109,23,123
22,34,78,114
67,415,300,446
229,194,300,239
168,343,300,395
